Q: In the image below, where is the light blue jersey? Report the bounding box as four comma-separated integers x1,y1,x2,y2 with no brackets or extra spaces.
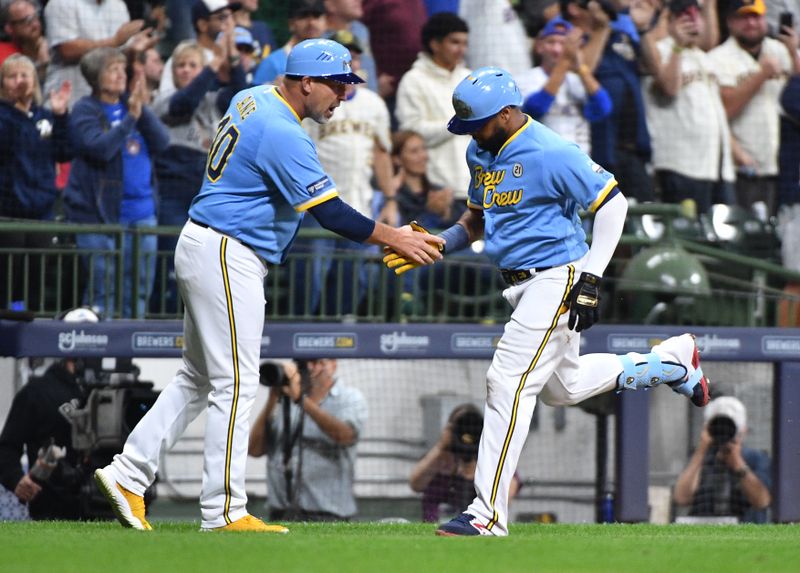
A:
189,85,337,264
466,116,617,270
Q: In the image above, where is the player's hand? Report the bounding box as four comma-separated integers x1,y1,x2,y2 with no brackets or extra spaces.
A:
14,474,42,503
383,221,444,275
566,272,601,332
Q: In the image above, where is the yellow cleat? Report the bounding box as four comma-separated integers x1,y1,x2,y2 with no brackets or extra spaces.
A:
207,514,289,533
94,468,152,530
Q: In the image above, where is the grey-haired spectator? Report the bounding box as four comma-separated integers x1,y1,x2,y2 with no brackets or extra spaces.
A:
159,0,239,98
43,0,156,106
0,54,72,311
0,0,49,82
64,47,169,318
395,12,471,200
323,0,379,91
709,0,800,217
252,0,326,85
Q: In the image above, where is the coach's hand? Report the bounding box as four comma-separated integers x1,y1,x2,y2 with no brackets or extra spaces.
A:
566,272,601,332
383,221,444,275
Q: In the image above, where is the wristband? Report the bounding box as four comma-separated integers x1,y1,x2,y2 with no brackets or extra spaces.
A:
438,222,470,254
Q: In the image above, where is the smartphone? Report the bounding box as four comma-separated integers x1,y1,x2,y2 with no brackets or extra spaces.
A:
780,12,794,31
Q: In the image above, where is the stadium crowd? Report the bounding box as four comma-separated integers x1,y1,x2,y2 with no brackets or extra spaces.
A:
0,0,797,317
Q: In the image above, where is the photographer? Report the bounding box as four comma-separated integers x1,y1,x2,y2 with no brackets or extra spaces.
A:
248,358,368,521
0,308,98,519
409,404,522,523
673,396,771,523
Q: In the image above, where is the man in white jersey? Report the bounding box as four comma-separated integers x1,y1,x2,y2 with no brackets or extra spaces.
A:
384,67,711,536
709,0,800,216
297,29,395,315
642,0,735,214
93,38,443,533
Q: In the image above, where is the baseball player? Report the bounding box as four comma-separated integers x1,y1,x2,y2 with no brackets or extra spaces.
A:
384,67,710,536
93,38,443,533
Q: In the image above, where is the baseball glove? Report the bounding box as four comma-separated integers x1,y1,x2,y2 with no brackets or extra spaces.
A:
383,221,443,275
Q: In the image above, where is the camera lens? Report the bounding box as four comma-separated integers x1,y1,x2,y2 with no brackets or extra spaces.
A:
708,415,737,446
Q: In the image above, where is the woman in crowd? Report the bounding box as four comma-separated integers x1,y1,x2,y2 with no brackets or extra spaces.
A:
0,54,71,311
64,47,169,318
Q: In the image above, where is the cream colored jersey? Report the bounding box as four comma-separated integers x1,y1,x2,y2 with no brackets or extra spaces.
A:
709,36,794,176
304,87,391,216
644,37,734,182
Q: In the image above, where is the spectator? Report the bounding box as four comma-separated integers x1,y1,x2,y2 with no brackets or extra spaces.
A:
0,308,98,520
459,0,533,76
517,17,612,155
0,54,72,311
323,0,378,91
252,0,326,85
64,47,170,318
409,404,522,523
710,0,799,217
392,130,461,228
673,396,771,523
159,0,238,99
295,30,393,316
560,0,664,203
0,0,49,82
137,47,164,101
233,26,259,83
233,0,277,61
361,0,427,101
642,0,735,214
152,36,247,312
249,359,368,521
778,73,800,207
43,0,155,106
396,12,471,200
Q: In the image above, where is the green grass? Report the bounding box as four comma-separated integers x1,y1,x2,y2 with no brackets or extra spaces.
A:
2,521,799,573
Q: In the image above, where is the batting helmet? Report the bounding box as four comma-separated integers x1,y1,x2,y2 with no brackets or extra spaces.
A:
447,66,522,135
285,38,364,84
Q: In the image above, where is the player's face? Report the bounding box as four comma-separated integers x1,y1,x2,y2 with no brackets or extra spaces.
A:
727,12,767,47
430,31,468,71
469,109,511,155
174,53,203,89
1,62,34,104
307,77,347,123
398,134,428,176
99,61,127,99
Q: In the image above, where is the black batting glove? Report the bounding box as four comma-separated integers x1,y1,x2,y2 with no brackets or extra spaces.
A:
567,272,601,332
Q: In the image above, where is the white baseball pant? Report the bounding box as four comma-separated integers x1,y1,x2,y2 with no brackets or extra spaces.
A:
105,220,267,528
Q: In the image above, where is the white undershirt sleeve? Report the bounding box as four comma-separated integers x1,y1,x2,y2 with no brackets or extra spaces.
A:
582,192,628,277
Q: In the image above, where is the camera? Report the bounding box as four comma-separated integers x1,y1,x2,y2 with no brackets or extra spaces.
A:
259,360,309,387
708,415,737,447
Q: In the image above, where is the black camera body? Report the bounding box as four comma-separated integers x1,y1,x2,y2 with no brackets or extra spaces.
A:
259,360,309,387
708,415,738,447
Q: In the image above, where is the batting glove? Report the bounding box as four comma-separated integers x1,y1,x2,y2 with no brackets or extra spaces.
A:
382,221,443,275
567,272,601,332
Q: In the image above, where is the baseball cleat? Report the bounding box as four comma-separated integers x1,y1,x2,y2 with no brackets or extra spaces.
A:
93,468,152,530
654,334,710,407
203,514,289,533
436,513,492,536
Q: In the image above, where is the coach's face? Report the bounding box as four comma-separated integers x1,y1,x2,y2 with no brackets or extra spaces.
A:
306,77,347,123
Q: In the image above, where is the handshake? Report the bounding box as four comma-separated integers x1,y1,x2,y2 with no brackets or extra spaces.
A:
383,221,445,275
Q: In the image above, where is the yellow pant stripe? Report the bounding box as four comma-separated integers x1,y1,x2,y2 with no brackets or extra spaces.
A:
486,265,575,530
220,237,240,525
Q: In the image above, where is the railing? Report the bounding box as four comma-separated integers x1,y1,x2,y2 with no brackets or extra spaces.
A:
2,204,800,325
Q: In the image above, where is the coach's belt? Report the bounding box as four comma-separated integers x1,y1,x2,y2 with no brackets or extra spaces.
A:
499,266,554,287
189,218,257,253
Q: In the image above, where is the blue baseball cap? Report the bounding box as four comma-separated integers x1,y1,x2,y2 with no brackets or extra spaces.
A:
285,38,365,84
539,16,574,37
447,67,522,135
